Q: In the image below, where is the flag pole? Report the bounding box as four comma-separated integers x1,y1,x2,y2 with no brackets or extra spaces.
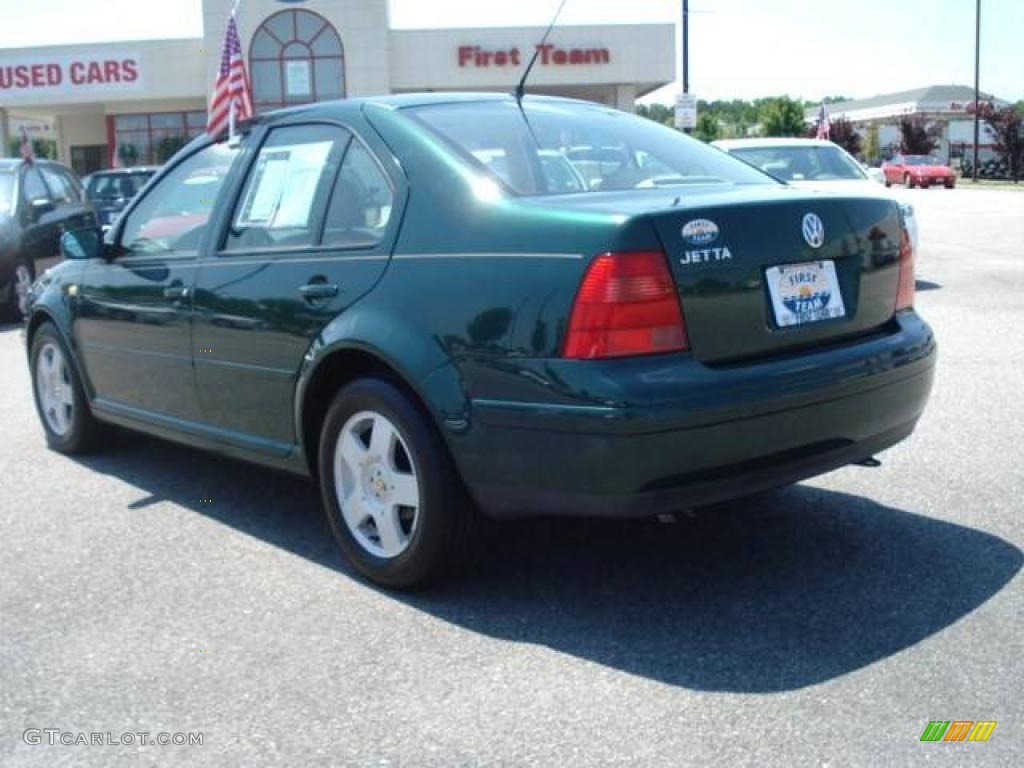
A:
228,0,242,142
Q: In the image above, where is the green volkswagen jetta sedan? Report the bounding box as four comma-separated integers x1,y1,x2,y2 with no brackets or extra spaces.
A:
25,94,935,588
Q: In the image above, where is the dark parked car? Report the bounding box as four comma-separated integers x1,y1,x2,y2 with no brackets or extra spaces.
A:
25,94,936,587
0,158,96,321
82,166,159,227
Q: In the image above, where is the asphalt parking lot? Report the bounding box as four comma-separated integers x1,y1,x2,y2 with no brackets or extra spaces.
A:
1,186,1022,767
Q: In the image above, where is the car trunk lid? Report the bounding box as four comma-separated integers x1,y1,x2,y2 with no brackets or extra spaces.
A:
538,185,904,364
646,187,903,364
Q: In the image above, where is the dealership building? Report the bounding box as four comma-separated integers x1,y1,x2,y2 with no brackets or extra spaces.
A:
0,0,675,176
806,84,1010,164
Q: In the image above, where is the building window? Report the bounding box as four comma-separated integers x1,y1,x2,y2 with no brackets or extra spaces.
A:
250,8,345,113
110,111,206,167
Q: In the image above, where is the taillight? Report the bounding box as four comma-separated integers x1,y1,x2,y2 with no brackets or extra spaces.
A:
562,251,688,359
895,225,915,311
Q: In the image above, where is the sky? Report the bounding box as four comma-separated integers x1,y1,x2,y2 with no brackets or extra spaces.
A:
0,0,1020,104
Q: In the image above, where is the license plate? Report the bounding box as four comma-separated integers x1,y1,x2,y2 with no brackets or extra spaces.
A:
766,260,846,328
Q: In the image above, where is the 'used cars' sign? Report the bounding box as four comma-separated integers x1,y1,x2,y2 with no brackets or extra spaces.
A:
0,54,143,96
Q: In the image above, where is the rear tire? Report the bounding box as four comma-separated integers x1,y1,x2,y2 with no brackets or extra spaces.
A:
30,322,105,453
945,180,955,189
884,179,892,188
317,377,473,589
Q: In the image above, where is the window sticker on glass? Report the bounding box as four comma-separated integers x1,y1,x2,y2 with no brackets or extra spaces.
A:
236,141,333,229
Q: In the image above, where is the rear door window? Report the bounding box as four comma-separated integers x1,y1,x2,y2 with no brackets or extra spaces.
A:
226,124,349,251
321,142,394,248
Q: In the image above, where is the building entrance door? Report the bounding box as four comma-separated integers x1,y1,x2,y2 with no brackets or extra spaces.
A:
70,145,105,176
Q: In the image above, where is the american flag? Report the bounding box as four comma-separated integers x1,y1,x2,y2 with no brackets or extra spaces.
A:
207,9,253,138
19,125,34,162
815,102,830,141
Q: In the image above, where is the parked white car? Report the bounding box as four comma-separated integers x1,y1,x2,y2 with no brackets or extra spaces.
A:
712,138,919,252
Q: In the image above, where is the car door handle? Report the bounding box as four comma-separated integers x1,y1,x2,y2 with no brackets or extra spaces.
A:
164,284,190,300
299,282,339,300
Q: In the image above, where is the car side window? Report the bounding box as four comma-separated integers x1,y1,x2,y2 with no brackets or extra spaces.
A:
225,124,349,251
22,168,50,204
120,143,239,257
39,167,75,205
60,169,84,203
321,142,394,248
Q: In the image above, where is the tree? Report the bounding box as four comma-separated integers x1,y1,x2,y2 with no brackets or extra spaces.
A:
117,142,140,166
634,103,675,129
156,135,187,163
985,105,1024,182
807,118,862,156
759,97,807,137
899,118,938,155
693,113,720,143
7,138,57,160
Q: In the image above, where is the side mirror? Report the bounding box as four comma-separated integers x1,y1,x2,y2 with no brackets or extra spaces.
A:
60,228,103,261
30,197,55,218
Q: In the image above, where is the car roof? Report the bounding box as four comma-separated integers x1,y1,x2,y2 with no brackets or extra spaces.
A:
0,157,73,172
256,92,596,123
178,92,628,158
88,166,160,176
712,138,840,150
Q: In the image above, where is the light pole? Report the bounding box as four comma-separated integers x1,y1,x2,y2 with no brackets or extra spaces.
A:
682,0,689,97
681,0,691,133
973,0,980,182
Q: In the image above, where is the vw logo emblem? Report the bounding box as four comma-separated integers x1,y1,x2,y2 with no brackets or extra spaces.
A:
801,213,825,249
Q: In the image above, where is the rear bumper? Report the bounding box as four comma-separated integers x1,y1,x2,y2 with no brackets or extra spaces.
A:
458,312,936,519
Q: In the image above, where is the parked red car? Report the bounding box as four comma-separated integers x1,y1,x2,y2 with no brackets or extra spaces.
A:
882,155,956,189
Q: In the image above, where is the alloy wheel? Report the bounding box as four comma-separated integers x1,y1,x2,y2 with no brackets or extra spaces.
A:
14,263,32,317
35,342,74,436
333,410,420,559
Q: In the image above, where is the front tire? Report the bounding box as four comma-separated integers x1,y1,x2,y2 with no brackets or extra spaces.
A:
904,173,915,189
30,322,105,453
318,377,472,589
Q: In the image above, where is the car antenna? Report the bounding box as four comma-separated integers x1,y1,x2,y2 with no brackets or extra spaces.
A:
515,0,569,107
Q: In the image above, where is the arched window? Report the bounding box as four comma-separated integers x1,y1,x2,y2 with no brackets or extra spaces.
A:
250,9,345,112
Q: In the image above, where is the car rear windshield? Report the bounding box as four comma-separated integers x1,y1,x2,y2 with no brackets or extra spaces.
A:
407,100,773,195
728,145,867,182
0,172,14,214
86,172,155,201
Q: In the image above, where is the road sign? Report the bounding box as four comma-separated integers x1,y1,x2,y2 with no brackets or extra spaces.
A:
675,93,697,130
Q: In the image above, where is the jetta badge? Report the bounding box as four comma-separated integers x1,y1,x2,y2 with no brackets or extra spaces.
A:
801,213,825,249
